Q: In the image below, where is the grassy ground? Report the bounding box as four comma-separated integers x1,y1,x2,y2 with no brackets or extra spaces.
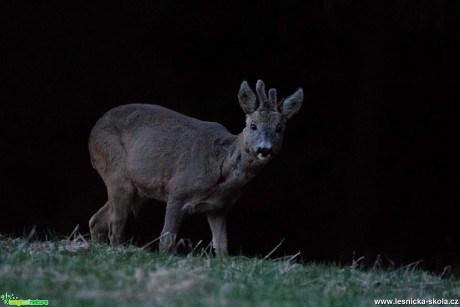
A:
0,233,459,307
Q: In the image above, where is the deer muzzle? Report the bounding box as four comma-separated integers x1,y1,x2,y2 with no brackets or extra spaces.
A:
256,147,274,160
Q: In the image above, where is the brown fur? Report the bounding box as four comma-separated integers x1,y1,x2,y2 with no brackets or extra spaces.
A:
88,80,303,255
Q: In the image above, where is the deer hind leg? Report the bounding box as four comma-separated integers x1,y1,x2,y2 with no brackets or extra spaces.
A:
160,201,186,253
89,201,110,242
207,210,228,256
107,181,135,245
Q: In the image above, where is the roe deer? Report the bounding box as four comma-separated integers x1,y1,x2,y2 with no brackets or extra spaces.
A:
88,80,303,255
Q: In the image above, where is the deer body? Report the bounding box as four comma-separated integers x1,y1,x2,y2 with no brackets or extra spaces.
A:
89,80,303,255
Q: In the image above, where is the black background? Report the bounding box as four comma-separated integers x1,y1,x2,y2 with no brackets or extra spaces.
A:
2,1,460,275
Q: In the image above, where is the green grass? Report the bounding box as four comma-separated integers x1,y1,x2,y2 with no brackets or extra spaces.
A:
0,233,459,307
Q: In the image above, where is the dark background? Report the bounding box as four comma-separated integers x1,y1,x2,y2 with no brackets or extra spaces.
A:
2,1,459,275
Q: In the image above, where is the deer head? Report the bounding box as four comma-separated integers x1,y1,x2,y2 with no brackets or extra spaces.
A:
238,79,303,162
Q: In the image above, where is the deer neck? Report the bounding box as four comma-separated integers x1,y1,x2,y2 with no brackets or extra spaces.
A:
221,133,266,186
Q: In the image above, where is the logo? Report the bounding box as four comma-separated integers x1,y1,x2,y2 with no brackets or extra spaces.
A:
1,293,48,306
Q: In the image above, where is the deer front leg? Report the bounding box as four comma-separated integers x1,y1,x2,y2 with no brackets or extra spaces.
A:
207,210,228,256
160,201,185,253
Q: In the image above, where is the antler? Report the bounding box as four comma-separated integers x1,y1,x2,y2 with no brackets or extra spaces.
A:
256,80,277,111
256,80,268,103
268,88,277,106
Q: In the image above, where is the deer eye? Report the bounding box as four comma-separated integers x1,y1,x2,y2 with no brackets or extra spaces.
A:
250,124,257,131
275,124,282,133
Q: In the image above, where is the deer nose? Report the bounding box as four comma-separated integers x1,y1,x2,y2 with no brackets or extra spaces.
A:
256,147,273,158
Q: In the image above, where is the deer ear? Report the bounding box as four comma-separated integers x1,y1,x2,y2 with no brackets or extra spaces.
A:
281,88,303,119
238,81,257,114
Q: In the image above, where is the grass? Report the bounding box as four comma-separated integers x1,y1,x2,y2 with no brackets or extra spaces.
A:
0,231,459,307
